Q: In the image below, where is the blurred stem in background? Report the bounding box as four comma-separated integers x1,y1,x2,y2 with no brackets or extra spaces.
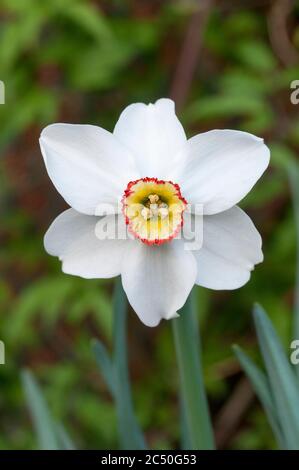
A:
288,161,299,346
172,291,215,450
93,278,146,450
112,278,146,450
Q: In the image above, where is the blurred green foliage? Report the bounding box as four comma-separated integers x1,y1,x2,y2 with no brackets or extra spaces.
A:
0,0,299,450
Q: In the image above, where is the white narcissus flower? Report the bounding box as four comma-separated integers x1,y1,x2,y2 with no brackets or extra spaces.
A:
40,98,270,327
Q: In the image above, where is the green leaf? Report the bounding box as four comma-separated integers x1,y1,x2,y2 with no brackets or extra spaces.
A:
253,305,299,449
233,345,285,448
92,339,116,397
21,370,76,450
54,423,76,450
288,161,299,340
21,370,59,450
235,40,277,72
93,278,146,450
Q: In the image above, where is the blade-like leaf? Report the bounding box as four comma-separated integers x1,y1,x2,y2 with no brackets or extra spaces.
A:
93,277,146,450
21,369,59,450
288,161,299,379
233,344,285,448
253,304,299,449
55,423,76,450
92,338,116,396
22,370,75,450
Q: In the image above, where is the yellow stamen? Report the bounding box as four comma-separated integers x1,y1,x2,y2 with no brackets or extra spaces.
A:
122,178,187,245
148,194,159,204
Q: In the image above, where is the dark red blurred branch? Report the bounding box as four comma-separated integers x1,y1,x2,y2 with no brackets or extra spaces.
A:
170,0,213,111
267,0,299,67
214,377,255,449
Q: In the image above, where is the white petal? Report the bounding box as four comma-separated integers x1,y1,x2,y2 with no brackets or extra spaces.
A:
121,239,197,327
44,209,128,278
174,130,270,215
40,123,139,215
187,206,263,290
113,98,187,179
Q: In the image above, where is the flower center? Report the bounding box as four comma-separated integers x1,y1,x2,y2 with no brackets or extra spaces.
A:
122,177,187,245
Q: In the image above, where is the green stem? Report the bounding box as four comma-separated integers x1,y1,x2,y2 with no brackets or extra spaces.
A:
113,277,146,450
172,290,215,449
